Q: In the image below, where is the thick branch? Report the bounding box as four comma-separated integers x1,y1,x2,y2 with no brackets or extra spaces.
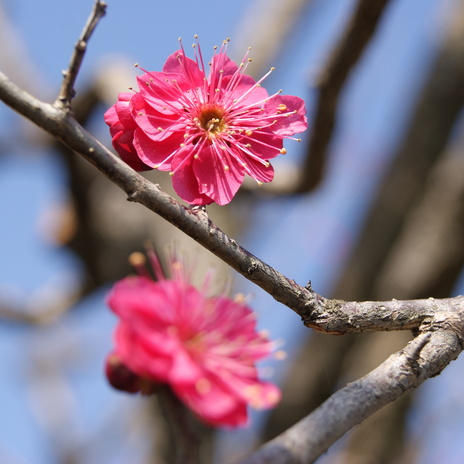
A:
304,295,464,334
236,330,463,464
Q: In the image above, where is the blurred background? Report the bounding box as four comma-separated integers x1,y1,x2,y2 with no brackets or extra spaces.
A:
1,0,464,462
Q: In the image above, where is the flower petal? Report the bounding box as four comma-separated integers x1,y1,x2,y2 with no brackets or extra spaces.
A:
112,130,151,171
192,144,245,205
173,373,248,427
133,128,182,170
222,74,269,108
162,50,205,87
263,94,308,136
131,94,185,142
171,146,214,205
136,72,188,114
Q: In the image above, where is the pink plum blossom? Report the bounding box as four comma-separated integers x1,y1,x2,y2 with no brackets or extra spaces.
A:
104,38,307,205
105,249,281,427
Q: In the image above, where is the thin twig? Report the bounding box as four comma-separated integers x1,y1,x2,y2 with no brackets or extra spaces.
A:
56,0,106,108
296,0,391,192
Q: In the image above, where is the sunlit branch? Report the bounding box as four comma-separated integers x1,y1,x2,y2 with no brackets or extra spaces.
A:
236,330,462,464
56,0,106,108
2,2,464,462
2,69,464,337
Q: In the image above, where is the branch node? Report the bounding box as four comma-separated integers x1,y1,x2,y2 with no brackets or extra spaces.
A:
405,333,432,369
127,190,138,202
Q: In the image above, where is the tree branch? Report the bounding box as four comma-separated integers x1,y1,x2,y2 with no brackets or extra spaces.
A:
2,3,464,462
0,70,322,316
236,330,463,464
2,70,464,335
333,0,464,302
56,0,106,108
296,0,392,192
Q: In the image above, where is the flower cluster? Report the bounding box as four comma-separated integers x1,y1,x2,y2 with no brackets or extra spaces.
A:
105,38,307,205
105,249,281,427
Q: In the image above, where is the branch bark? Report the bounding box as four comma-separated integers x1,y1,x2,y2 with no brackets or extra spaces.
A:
296,0,392,192
236,330,462,464
56,0,106,107
2,69,464,334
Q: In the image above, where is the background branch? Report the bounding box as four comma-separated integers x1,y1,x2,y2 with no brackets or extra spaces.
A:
296,0,392,192
333,3,464,302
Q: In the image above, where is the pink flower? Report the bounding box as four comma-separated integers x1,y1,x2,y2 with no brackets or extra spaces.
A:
104,38,307,205
105,250,281,427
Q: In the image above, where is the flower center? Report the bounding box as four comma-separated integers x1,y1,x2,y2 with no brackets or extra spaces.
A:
197,106,227,136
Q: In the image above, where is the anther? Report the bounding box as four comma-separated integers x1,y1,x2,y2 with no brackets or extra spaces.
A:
129,251,146,267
